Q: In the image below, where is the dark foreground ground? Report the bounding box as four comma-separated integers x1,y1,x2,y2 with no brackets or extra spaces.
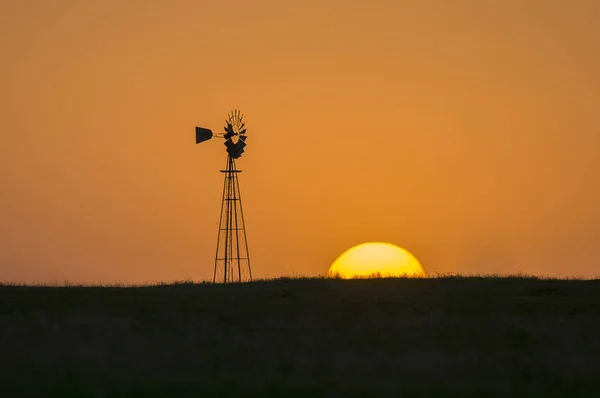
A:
1,277,600,397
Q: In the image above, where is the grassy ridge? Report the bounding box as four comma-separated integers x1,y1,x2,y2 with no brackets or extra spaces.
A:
1,276,599,397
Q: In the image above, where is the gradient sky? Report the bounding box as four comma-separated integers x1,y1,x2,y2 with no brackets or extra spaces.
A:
1,0,599,283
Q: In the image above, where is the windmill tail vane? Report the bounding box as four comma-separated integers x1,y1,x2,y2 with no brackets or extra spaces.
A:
195,110,252,283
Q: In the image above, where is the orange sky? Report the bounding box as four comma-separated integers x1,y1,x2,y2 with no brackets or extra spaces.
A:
1,0,599,283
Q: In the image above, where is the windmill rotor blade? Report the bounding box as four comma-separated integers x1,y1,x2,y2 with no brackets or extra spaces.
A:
195,127,213,144
224,123,235,139
224,137,246,159
234,141,246,157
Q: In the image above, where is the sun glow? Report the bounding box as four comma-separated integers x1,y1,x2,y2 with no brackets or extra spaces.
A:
328,242,426,279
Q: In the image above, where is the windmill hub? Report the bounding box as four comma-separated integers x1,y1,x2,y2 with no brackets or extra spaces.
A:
195,110,252,283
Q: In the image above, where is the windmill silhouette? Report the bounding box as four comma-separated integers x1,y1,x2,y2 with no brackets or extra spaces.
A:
195,110,251,283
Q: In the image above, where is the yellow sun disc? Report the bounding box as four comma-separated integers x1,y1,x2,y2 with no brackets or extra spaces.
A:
328,242,426,279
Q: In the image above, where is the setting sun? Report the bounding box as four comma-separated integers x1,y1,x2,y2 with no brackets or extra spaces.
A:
328,242,426,279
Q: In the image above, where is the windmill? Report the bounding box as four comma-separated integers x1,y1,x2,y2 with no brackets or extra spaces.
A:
195,110,251,283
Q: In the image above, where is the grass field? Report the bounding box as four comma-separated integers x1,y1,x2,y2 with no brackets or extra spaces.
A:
1,276,599,397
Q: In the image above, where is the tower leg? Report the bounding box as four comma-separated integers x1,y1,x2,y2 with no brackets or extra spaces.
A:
233,158,252,281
